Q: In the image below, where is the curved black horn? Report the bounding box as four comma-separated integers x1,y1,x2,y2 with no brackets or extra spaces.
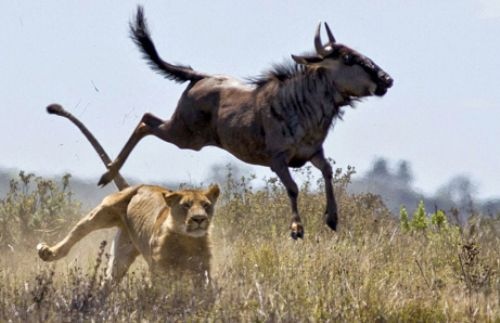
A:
324,22,336,45
314,23,329,57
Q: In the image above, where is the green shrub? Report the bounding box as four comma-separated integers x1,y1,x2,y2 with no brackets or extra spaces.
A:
412,200,428,230
400,206,410,231
431,209,447,228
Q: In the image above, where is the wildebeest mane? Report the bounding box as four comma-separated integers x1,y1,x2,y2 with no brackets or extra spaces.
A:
248,58,356,111
248,61,305,87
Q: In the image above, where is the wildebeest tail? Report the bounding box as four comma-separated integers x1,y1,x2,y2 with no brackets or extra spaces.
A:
130,6,207,84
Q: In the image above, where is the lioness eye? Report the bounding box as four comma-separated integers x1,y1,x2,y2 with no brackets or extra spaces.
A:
202,202,211,210
181,202,192,209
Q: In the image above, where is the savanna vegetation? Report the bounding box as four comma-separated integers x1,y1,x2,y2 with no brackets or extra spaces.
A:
0,167,498,322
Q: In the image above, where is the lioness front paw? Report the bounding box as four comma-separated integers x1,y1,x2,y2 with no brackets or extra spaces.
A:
37,243,55,261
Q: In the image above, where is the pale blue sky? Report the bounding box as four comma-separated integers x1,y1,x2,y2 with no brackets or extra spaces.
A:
1,1,499,198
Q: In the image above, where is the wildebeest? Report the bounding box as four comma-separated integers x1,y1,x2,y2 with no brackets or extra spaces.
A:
96,6,393,239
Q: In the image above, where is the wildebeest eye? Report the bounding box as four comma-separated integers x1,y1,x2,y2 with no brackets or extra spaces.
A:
343,54,354,65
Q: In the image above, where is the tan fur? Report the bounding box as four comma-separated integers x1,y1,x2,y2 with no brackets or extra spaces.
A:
37,184,220,287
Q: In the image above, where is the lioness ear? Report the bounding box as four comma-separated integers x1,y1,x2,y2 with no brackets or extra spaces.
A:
205,184,220,203
164,192,182,208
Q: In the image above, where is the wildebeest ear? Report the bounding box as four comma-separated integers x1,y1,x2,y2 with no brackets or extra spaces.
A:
205,185,220,203
164,192,182,207
291,54,323,65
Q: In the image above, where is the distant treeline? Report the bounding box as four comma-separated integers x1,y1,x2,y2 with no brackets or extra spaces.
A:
1,159,499,221
348,158,500,222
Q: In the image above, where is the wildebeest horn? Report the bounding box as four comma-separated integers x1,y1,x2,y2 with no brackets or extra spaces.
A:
324,22,336,45
314,23,328,56
314,22,336,56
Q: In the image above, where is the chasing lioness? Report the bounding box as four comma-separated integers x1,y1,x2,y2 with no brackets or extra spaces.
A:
37,184,219,284
37,104,220,287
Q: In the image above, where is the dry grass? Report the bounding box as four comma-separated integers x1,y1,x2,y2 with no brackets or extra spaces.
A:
0,169,498,322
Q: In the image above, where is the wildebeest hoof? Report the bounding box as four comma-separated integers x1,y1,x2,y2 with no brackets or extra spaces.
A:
98,170,115,187
37,243,54,261
290,222,304,240
325,213,338,231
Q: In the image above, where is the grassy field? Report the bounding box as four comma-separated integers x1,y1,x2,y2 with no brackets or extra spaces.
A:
0,169,498,322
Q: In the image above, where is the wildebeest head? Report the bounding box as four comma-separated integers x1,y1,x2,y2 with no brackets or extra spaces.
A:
292,23,393,101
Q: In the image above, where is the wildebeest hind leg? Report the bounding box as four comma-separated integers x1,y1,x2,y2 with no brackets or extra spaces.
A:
310,150,338,231
98,113,165,186
271,157,304,239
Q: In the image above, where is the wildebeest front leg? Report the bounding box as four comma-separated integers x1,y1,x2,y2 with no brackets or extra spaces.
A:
310,150,338,231
98,113,164,186
271,157,304,239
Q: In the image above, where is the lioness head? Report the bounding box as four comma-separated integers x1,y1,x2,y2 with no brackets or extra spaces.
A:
163,185,220,237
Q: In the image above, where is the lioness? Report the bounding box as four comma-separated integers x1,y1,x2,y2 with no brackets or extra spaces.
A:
38,104,220,288
37,184,219,285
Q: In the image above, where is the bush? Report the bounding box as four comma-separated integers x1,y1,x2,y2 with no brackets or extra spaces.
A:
0,171,81,250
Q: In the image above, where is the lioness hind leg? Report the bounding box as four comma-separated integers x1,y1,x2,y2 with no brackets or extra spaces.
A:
37,203,121,262
103,229,140,289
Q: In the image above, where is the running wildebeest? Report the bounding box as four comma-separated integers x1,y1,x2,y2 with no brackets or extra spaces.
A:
94,6,393,239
